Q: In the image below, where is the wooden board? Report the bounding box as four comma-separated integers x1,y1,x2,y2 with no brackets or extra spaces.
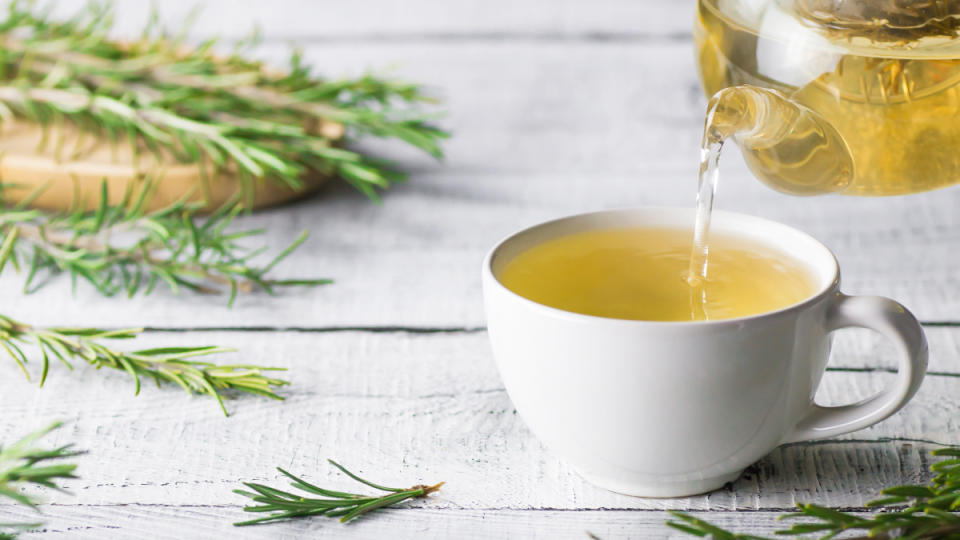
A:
0,330,956,538
47,0,696,41
0,507,886,540
3,42,960,325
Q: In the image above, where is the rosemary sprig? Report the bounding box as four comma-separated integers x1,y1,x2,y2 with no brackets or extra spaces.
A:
0,314,288,416
0,181,329,303
0,422,80,539
0,1,448,202
233,460,444,526
667,446,960,539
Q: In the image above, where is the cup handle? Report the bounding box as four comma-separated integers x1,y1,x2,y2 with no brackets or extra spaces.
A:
784,294,928,443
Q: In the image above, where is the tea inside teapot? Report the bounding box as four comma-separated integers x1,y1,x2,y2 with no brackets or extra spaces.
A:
696,0,960,195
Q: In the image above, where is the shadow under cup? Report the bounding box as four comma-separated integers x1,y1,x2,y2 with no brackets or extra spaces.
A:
481,208,927,498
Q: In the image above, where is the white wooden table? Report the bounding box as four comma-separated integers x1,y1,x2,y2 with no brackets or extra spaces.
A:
1,1,958,538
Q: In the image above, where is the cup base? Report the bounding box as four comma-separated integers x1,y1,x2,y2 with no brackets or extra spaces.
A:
575,468,743,498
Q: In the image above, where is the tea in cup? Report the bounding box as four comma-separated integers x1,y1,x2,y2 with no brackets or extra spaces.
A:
482,208,927,497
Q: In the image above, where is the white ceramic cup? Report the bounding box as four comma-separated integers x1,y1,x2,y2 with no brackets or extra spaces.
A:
482,208,928,498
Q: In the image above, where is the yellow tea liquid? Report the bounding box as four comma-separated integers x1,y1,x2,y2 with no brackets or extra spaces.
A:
696,0,960,196
498,227,819,322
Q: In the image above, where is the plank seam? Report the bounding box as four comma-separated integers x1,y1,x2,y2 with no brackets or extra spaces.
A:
139,322,959,333
828,367,960,378
134,327,960,378
5,503,893,513
142,326,486,334
780,436,951,448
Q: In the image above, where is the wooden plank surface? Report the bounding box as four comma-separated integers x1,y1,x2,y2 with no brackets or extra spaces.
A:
0,507,892,540
2,170,957,327
48,0,695,40
3,41,960,326
2,0,958,538
0,331,955,518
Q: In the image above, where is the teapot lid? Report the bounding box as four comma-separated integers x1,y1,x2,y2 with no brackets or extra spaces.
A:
787,0,960,41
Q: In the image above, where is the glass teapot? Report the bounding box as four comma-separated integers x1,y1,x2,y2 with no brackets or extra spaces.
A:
694,0,960,196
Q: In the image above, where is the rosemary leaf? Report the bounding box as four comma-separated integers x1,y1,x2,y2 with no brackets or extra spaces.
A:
0,314,288,416
666,446,960,539
0,422,80,539
234,460,444,526
0,1,448,200
0,181,330,302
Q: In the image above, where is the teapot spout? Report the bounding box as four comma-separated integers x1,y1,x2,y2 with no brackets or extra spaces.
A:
706,85,854,196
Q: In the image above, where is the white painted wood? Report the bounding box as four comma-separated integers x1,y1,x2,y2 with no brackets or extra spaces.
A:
0,2,956,537
2,42,960,326
0,506,883,540
0,332,954,521
1,169,957,327
47,0,696,40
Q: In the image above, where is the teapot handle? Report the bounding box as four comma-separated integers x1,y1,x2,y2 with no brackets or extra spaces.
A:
784,294,927,443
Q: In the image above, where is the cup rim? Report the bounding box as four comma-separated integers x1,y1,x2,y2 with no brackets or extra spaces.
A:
482,207,841,327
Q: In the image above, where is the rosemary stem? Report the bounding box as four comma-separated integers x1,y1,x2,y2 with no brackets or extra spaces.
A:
234,464,444,526
0,313,289,415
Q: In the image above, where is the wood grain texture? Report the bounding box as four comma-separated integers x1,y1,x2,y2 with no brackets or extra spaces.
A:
0,506,886,540
1,1,956,538
47,0,695,41
2,41,960,325
0,332,953,519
